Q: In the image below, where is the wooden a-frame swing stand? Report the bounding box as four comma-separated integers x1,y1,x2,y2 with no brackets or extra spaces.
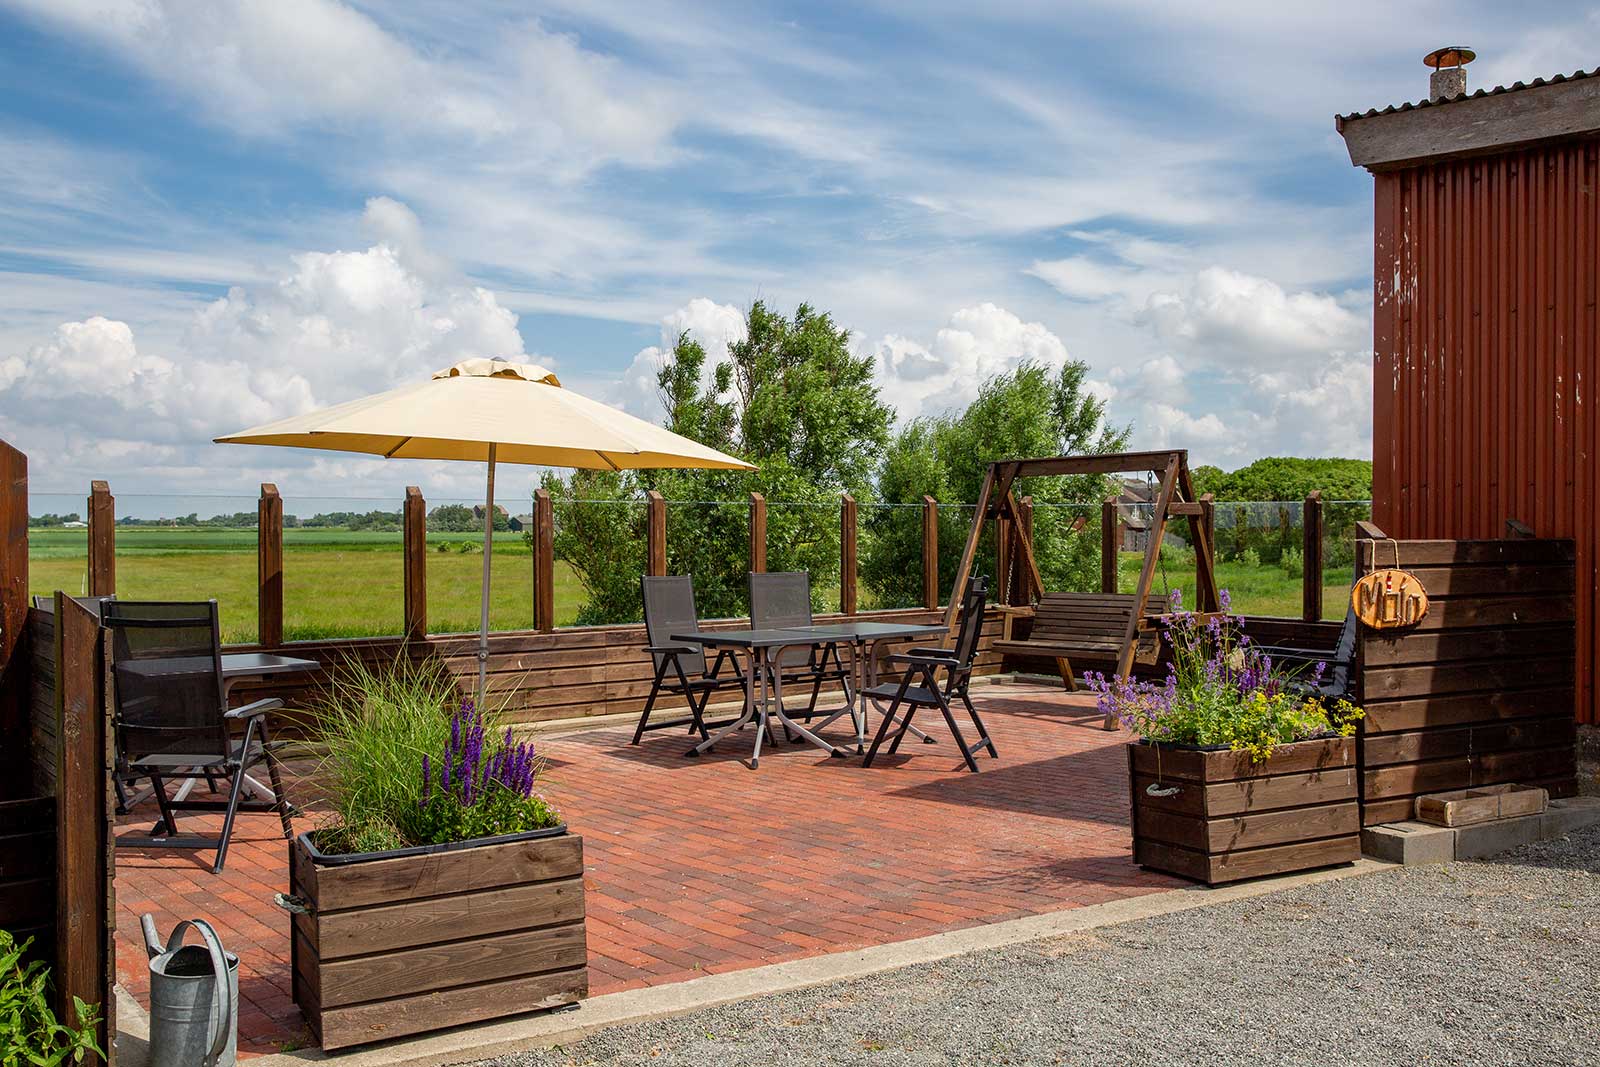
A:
943,450,1221,728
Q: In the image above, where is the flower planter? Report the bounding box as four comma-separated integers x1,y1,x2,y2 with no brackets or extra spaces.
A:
1127,736,1359,886
288,826,587,1051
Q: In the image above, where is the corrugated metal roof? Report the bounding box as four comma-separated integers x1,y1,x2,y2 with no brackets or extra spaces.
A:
1339,68,1599,123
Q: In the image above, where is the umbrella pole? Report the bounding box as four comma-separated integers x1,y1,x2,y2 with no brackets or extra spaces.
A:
478,444,496,706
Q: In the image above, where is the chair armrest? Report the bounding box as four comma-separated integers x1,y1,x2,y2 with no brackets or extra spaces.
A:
888,652,958,669
904,646,951,657
225,697,284,721
643,643,698,655
989,605,1034,617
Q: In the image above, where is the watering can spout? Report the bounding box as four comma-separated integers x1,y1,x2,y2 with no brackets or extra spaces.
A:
141,913,164,959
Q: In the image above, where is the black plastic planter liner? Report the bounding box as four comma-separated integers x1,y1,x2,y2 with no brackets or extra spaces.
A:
300,823,568,866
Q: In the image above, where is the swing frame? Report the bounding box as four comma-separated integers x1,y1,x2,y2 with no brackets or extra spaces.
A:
944,449,1222,693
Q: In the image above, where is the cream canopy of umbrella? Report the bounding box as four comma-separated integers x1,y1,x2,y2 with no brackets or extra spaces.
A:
216,357,755,698
215,357,755,471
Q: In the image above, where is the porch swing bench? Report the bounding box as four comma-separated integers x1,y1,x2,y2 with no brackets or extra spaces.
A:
942,449,1220,722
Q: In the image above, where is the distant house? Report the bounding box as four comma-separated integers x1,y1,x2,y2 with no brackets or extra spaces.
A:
1114,478,1153,552
472,504,511,525
508,513,533,532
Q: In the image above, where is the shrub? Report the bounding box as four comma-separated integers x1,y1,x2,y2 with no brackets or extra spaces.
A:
311,658,560,855
1280,546,1303,579
0,930,104,1065
1087,589,1363,762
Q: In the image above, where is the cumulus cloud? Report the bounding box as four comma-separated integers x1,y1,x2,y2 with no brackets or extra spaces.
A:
0,198,528,488
615,298,747,420
1140,267,1366,368
871,303,1090,421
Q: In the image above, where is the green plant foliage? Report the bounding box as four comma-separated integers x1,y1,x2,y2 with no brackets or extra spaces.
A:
309,657,560,854
1088,593,1363,762
543,302,892,622
1196,458,1372,572
863,360,1129,605
0,930,104,1065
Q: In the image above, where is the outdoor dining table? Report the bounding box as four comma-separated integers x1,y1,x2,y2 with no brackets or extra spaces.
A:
671,620,947,768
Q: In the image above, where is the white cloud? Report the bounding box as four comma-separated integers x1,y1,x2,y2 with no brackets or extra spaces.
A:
0,199,529,491
1140,267,1366,367
615,298,747,420
871,303,1075,421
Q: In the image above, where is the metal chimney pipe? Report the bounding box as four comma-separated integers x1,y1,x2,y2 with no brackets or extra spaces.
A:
1424,46,1475,102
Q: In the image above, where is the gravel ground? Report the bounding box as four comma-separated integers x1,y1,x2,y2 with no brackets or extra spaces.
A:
473,825,1600,1067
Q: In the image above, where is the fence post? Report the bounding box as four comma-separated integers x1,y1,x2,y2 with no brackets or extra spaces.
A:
840,494,857,615
53,592,112,1048
86,480,114,596
1100,496,1117,594
533,488,554,632
995,505,1012,606
1015,496,1034,606
647,490,667,577
0,440,27,787
749,492,767,574
1303,490,1324,622
258,484,283,648
403,486,427,641
921,495,938,610
1199,492,1217,612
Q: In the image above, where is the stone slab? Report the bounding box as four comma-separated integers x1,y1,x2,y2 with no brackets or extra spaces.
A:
1361,821,1456,865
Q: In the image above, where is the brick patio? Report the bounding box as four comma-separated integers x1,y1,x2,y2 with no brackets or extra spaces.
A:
113,684,1181,1056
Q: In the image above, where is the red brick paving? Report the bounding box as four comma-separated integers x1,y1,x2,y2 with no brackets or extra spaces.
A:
113,685,1181,1056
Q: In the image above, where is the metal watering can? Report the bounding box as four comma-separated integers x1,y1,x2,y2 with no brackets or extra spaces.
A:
141,914,239,1067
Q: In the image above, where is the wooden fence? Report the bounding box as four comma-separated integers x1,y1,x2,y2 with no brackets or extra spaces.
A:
1355,536,1580,826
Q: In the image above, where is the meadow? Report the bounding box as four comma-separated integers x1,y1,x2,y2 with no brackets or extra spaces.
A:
28,527,1346,645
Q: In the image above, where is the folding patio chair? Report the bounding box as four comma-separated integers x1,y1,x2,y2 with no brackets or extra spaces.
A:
863,576,997,772
103,600,293,873
748,571,853,722
633,576,749,744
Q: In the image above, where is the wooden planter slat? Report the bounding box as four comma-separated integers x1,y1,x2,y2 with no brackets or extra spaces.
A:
1129,737,1360,886
291,831,587,1051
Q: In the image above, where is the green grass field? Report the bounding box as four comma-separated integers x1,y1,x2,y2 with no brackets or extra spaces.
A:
28,527,1344,643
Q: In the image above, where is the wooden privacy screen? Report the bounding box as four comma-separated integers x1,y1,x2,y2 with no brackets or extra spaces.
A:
1357,537,1579,826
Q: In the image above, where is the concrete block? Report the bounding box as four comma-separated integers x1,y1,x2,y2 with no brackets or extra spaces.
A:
1453,814,1542,860
1542,797,1600,839
1361,821,1456,865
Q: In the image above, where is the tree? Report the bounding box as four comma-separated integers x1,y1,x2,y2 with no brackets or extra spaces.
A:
543,302,893,623
862,360,1130,606
428,504,477,532
1191,457,1373,568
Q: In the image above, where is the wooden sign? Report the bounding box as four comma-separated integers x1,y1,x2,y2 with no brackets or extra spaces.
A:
1352,567,1429,629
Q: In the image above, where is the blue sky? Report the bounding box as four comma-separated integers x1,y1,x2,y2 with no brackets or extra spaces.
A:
1,0,1594,508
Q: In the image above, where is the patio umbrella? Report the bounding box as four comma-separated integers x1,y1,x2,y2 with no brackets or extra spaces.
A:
216,357,755,698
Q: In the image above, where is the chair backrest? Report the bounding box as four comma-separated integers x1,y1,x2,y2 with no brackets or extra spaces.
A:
641,575,707,677
101,600,229,764
950,575,990,672
1323,605,1359,698
749,571,813,629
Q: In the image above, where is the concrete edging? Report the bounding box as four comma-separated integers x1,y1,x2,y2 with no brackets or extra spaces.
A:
116,858,1391,1067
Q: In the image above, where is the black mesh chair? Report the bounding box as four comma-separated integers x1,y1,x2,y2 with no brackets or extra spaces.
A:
1253,606,1359,702
634,576,749,744
748,571,852,721
103,600,293,873
863,576,996,772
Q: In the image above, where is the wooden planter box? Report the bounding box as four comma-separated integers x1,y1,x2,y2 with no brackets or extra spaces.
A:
289,828,587,1051
1128,737,1359,886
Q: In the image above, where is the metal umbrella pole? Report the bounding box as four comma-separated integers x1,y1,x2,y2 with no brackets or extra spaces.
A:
477,443,497,705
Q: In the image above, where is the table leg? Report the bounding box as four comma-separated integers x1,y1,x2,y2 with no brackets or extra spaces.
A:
862,638,934,744
766,645,840,759
691,648,759,757
222,677,282,801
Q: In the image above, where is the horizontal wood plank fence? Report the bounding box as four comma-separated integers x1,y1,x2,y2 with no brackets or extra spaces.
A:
1355,537,1579,826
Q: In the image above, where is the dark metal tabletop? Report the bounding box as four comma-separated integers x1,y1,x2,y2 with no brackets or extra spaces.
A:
220,653,321,677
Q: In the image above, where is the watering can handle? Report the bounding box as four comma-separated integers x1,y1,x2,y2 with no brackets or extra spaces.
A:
165,919,232,1067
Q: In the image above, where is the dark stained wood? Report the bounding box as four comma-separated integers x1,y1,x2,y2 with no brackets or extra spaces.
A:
646,491,666,577
1356,535,1578,823
86,480,113,597
293,831,586,1050
533,488,554,632
52,595,113,1046
403,486,427,641
1128,736,1360,886
1000,450,1195,479
1014,497,1034,607
0,798,55,969
258,483,284,648
941,465,995,633
840,494,857,615
921,495,938,611
748,492,766,574
1303,490,1323,621
0,440,27,793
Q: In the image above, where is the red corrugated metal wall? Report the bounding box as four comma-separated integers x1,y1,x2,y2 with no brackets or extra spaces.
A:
1372,138,1600,725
